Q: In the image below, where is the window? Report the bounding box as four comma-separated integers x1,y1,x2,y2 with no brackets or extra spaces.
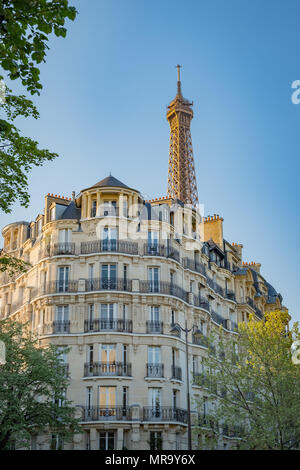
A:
101,264,117,289
85,431,91,451
99,303,115,328
51,434,63,450
59,229,72,243
55,306,69,333
99,431,115,450
171,309,175,325
123,387,128,409
149,306,160,322
87,345,94,364
148,267,159,292
57,266,69,292
148,346,161,365
98,386,116,416
99,344,116,373
86,387,93,411
172,390,178,409
88,304,94,329
150,431,162,450
88,264,94,281
91,200,97,217
147,231,159,254
102,227,117,251
149,388,161,416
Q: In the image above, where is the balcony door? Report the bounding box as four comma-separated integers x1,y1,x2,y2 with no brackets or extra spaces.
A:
149,388,161,418
57,266,69,292
98,386,116,418
99,344,116,375
101,264,117,289
99,303,115,329
148,231,159,254
148,267,159,292
102,227,117,251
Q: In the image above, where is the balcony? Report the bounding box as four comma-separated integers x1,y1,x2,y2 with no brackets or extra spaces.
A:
81,406,131,422
225,290,236,302
192,294,210,311
139,281,189,303
81,240,138,256
143,407,188,423
143,243,180,263
211,310,227,329
171,365,182,381
192,333,208,348
146,363,164,378
183,257,206,277
146,321,164,334
51,320,70,334
84,318,132,333
52,242,75,256
85,278,132,292
206,278,225,297
84,361,131,377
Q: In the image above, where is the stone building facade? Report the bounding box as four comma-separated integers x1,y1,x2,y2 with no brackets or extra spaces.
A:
0,77,286,450
0,174,285,450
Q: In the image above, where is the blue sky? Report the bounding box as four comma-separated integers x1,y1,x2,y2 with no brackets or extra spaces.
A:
1,0,299,322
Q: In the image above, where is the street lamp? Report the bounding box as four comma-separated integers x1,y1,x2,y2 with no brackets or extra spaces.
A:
170,320,202,450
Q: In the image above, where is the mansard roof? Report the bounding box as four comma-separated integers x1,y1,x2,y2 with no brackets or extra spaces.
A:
59,201,81,220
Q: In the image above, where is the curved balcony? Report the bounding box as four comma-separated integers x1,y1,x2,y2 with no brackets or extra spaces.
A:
81,406,131,422
52,242,75,256
139,280,188,303
146,321,164,334
85,278,132,292
84,361,131,377
146,363,164,378
143,407,187,424
192,294,210,311
143,243,180,263
84,318,132,333
81,240,138,256
182,257,206,277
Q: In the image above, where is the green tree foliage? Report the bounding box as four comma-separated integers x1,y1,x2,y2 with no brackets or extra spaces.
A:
0,0,77,274
194,311,300,450
0,319,82,450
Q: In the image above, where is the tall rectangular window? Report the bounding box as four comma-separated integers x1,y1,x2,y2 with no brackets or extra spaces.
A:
101,264,117,289
57,266,69,292
148,267,159,292
150,432,162,451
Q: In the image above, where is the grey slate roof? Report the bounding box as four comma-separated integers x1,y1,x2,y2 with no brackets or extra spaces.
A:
91,175,130,189
60,201,81,220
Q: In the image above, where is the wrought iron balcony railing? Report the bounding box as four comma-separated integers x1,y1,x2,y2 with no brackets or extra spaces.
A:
84,361,132,377
225,290,236,302
171,365,182,381
143,244,180,263
192,333,209,348
192,294,210,311
81,406,131,422
146,363,164,378
142,407,188,423
139,281,189,302
52,242,75,256
81,240,138,255
84,319,132,333
52,320,70,334
146,321,164,334
211,310,227,329
85,278,132,292
182,257,206,277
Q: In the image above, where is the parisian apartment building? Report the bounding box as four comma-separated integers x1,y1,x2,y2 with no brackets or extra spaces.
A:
0,73,286,450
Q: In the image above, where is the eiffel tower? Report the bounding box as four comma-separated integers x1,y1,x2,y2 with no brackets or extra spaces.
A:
167,65,199,206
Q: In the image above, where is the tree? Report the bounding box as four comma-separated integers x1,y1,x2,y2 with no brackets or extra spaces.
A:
0,319,82,450
194,310,300,450
0,0,77,274
0,0,77,213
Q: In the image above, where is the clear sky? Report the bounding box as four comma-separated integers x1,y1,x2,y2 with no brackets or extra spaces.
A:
1,0,299,322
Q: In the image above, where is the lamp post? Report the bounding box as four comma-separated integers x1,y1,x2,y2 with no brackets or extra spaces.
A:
170,320,202,451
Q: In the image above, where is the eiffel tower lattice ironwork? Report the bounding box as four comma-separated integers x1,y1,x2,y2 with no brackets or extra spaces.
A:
167,65,198,206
